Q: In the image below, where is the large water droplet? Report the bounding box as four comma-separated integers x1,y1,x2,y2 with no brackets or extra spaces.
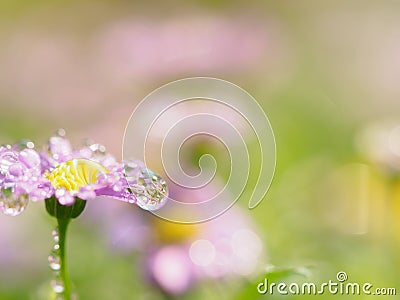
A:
0,189,28,216
125,166,168,211
0,150,18,170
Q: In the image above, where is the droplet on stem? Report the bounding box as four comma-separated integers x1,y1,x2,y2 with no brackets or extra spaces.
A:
51,276,65,294
52,229,60,243
48,250,61,271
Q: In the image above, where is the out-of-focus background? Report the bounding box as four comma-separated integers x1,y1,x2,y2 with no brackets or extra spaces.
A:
1,1,400,299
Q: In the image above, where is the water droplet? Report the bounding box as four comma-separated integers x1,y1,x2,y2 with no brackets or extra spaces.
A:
126,167,168,211
48,253,61,271
112,184,122,192
55,128,66,137
49,227,61,272
124,161,138,175
0,189,28,216
84,138,94,146
14,139,35,150
52,229,60,243
89,143,106,154
51,277,65,293
18,149,40,168
8,163,24,177
0,151,18,170
1,144,12,150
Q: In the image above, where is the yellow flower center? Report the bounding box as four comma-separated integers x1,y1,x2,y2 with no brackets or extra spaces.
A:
46,158,109,192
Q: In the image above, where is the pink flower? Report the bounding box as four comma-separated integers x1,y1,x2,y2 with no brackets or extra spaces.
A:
0,132,168,216
89,182,266,296
145,201,265,295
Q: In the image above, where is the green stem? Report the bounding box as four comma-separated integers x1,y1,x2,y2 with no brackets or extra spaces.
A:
57,218,71,299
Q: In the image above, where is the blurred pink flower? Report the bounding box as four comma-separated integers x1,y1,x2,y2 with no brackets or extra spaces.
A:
147,185,265,295
148,246,194,295
87,182,266,296
0,15,278,125
95,17,271,82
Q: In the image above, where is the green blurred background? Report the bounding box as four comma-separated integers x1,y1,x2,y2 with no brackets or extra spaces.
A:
0,1,399,299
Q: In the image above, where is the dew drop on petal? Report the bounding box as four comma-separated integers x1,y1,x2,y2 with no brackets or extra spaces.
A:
55,128,66,137
89,143,106,154
124,161,138,174
0,190,28,216
1,144,12,150
18,149,41,168
84,140,107,159
0,151,18,169
14,139,35,150
126,167,168,211
8,163,24,177
112,184,122,192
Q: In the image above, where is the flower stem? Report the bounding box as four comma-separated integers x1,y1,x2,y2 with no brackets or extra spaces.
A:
57,217,72,299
